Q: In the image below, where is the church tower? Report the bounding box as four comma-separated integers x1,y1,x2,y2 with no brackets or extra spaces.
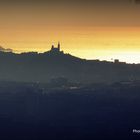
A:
51,44,54,50
50,42,61,53
58,42,60,51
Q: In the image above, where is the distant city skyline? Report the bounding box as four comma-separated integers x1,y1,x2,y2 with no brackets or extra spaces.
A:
0,0,140,63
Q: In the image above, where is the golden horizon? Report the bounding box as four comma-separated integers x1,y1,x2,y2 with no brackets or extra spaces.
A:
0,1,140,63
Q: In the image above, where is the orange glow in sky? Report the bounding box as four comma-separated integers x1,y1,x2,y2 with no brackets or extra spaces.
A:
0,0,140,63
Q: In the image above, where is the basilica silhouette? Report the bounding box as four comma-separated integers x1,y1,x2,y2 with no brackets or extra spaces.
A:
50,42,62,53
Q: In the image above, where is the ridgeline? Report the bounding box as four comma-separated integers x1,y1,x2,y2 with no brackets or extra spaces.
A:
0,44,139,84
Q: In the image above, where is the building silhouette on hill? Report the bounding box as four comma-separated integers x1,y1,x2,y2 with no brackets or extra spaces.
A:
50,42,61,53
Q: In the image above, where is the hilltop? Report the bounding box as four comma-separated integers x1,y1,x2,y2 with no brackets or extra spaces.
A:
0,43,140,84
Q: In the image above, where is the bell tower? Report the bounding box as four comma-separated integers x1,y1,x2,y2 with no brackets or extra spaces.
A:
51,44,54,50
58,42,60,51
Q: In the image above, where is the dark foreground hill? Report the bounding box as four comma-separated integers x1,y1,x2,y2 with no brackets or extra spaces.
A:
0,47,140,84
0,81,140,140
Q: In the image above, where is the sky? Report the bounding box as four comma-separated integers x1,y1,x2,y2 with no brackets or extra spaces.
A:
0,0,140,63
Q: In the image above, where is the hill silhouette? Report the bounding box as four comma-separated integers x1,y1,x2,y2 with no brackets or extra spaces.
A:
0,46,12,52
0,44,140,140
0,44,140,84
